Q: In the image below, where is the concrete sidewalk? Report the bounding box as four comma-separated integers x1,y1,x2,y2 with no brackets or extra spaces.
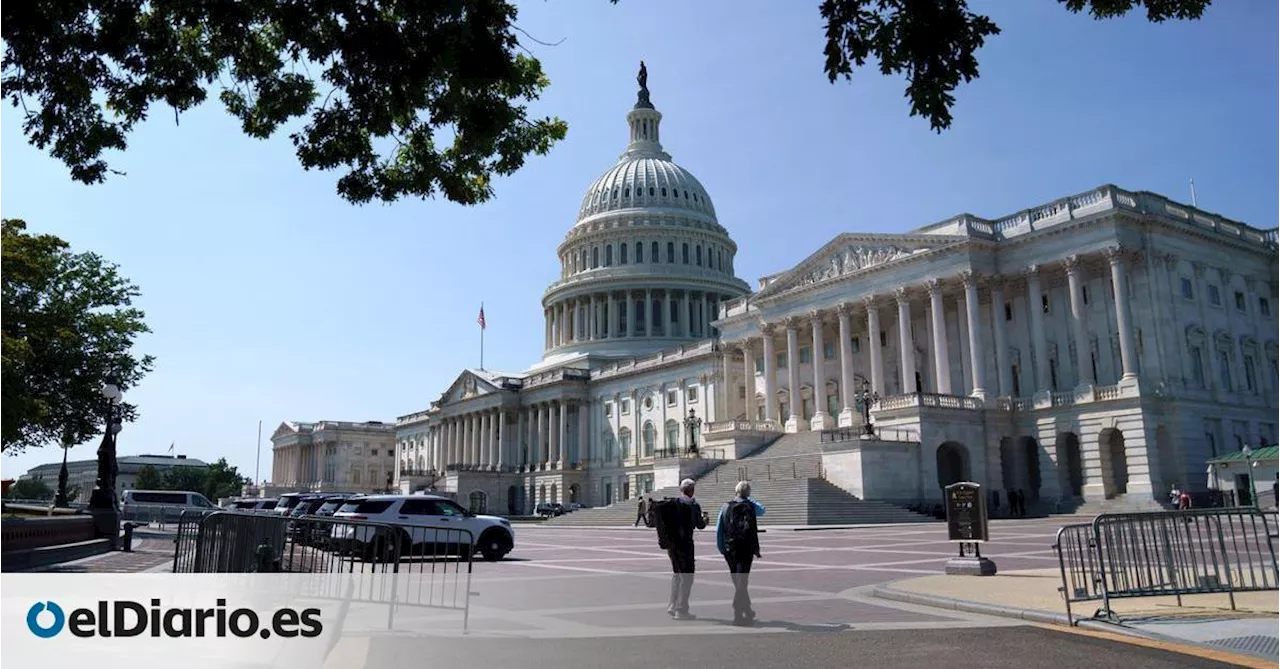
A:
873,567,1279,664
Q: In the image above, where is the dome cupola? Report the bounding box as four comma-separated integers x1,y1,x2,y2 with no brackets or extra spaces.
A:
540,63,750,363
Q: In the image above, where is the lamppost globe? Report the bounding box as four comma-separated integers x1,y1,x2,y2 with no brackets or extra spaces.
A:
102,383,121,402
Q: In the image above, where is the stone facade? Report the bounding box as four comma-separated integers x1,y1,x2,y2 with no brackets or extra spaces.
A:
269,421,397,493
394,72,1279,515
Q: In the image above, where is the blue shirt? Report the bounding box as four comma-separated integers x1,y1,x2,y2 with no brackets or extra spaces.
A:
715,497,766,555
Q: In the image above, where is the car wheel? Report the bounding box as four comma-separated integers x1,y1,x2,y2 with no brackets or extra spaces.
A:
478,530,512,562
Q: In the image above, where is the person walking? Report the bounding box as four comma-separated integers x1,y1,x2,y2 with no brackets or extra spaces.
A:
665,478,706,620
634,497,648,527
717,481,765,626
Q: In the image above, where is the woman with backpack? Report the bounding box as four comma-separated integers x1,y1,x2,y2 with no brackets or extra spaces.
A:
716,481,766,626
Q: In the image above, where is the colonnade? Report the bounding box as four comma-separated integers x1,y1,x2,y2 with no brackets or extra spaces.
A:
414,400,590,472
721,247,1142,428
544,288,732,350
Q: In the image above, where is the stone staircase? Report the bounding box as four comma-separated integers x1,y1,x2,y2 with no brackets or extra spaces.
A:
545,431,937,527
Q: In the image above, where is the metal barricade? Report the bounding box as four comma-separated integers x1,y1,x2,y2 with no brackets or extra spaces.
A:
1053,508,1278,624
171,511,475,630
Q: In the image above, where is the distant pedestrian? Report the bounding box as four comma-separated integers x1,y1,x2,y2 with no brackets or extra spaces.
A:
717,481,765,626
1178,491,1191,510
660,478,706,620
634,498,648,527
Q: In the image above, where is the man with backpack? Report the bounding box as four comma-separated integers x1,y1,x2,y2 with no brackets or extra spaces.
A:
716,480,766,626
650,478,707,620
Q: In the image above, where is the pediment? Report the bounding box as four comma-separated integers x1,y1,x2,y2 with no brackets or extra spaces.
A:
271,421,302,441
755,234,958,299
439,370,500,406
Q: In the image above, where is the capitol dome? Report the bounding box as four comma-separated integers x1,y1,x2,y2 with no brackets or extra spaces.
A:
540,65,750,362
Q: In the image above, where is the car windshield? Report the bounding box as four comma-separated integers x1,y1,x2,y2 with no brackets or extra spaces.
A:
316,501,342,513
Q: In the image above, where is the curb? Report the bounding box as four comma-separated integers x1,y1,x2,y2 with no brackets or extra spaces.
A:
870,584,1071,626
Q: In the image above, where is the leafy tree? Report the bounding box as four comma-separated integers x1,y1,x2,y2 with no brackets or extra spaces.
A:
9,478,54,500
202,458,250,500
134,464,163,490
2,1,567,205
1,220,154,454
161,466,207,493
817,0,1211,131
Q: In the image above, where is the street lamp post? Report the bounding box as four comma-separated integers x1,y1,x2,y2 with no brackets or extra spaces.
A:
87,383,124,548
859,379,879,437
1242,442,1258,509
54,438,72,508
684,409,702,457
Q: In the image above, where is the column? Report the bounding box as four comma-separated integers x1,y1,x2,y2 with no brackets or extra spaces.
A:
785,317,804,432
627,292,637,338
525,408,536,469
722,345,736,420
450,418,460,467
557,400,568,469
762,324,778,422
1107,246,1140,381
495,410,505,470
1065,255,1094,387
837,303,856,426
540,403,551,467
577,401,589,468
703,293,711,337
865,296,885,394
742,339,758,421
663,290,673,337
480,412,491,470
895,288,916,394
1025,266,1051,393
544,309,550,349
682,292,691,337
465,414,475,467
810,311,833,429
926,278,952,394
990,278,1013,396
961,271,988,399
644,290,652,337
605,293,614,339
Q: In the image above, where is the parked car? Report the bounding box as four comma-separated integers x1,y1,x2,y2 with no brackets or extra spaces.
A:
536,502,566,517
273,492,307,516
122,490,217,522
331,494,515,562
229,498,278,512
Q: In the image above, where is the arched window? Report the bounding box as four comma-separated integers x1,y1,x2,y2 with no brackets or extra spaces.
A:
696,245,703,266
665,420,680,456
592,247,600,268
718,248,724,271
619,428,632,460
635,300,645,332
682,243,690,264
634,242,642,263
649,187,655,196
642,422,656,457
653,241,660,262
580,249,587,272
605,245,613,266
620,243,628,264
661,187,667,197
667,242,675,263
652,298,663,331
624,187,630,197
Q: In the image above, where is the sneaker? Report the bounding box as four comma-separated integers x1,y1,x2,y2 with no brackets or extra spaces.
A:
671,611,697,621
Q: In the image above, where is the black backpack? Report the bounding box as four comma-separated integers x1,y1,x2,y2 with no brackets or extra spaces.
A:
648,498,686,549
723,499,759,557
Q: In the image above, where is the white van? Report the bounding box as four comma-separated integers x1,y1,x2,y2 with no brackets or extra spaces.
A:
122,490,217,522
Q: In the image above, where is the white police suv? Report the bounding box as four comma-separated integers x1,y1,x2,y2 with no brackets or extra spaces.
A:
331,494,514,562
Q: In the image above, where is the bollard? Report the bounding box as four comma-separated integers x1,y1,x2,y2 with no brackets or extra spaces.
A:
122,523,136,552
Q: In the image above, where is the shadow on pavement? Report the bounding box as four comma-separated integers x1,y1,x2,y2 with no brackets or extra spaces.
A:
697,616,851,633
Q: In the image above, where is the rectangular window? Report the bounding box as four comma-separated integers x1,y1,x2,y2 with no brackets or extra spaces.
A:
1041,293,1051,314
687,387,699,403
799,346,812,364
667,390,678,406
1190,345,1205,388
1004,302,1013,322
620,244,629,264
1261,297,1271,316
1235,291,1246,312
826,393,839,417
370,449,377,457
824,342,836,360
851,337,861,354
879,331,887,347
667,242,675,263
755,358,764,374
777,353,787,369
621,399,630,414
1208,285,1221,306
604,402,613,417
1219,351,1232,390
1180,277,1194,299
738,386,746,399
1244,355,1257,392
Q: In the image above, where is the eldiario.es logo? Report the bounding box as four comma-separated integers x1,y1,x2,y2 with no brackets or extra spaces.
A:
26,599,322,639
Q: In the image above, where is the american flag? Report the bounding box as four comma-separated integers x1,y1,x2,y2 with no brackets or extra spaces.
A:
477,304,486,330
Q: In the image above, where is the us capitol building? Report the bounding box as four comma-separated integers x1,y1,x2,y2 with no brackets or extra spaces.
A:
276,67,1279,517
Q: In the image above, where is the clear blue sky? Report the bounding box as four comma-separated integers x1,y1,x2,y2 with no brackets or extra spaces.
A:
2,1,1275,481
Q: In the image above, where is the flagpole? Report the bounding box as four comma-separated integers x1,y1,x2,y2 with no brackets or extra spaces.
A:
255,420,262,487
480,302,486,371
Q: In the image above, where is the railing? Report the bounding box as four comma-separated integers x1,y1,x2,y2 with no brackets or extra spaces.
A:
1053,508,1278,625
592,340,719,380
821,426,920,444
704,419,781,434
1051,391,1075,408
654,447,726,461
874,392,983,411
1093,384,1122,401
172,510,478,630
